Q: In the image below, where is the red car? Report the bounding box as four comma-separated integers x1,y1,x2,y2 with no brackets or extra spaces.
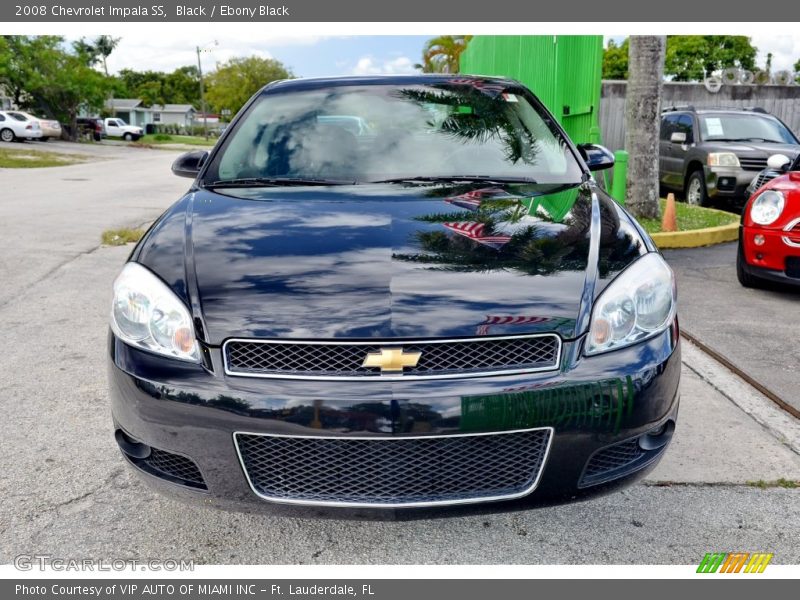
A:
738,154,800,288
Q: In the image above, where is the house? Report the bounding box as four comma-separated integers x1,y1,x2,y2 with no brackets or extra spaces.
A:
105,98,149,127
104,99,197,129
151,104,197,128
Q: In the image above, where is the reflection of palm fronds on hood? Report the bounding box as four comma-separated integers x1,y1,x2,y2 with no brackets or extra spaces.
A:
396,87,541,165
394,225,587,275
413,198,523,225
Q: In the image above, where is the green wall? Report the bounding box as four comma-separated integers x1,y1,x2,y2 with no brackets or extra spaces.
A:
460,35,604,144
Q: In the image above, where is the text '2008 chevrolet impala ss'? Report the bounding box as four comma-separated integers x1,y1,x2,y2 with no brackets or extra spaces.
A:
108,75,679,513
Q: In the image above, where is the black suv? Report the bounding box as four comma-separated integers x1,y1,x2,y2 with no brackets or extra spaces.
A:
659,106,800,208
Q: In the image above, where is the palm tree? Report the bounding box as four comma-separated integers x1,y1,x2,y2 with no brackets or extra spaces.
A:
94,35,120,77
416,36,473,74
624,36,666,219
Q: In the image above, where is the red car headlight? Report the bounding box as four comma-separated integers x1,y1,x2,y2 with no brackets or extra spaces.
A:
750,190,785,226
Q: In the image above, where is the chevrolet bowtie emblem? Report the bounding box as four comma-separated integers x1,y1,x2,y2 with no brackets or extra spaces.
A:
362,347,422,373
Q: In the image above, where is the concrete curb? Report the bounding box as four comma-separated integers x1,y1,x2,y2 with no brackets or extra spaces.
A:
681,339,800,457
651,208,739,249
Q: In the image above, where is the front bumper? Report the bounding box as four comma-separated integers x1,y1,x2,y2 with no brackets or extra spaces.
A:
108,324,681,514
705,167,756,201
741,225,800,285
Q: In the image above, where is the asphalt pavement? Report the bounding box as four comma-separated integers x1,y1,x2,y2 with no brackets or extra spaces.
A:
664,243,800,412
1,143,799,564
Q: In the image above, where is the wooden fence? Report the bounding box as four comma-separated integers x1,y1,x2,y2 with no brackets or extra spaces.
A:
599,80,800,151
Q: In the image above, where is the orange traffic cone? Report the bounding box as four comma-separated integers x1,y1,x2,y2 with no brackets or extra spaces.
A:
662,193,678,233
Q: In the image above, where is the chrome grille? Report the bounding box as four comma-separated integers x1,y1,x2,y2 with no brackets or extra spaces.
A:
224,334,561,380
739,157,768,171
751,170,779,192
234,428,552,507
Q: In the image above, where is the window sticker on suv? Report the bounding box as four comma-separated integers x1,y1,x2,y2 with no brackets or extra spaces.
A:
706,117,724,137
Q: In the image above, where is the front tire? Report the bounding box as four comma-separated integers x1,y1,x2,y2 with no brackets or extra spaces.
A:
123,132,133,141
736,238,764,289
686,170,708,207
0,128,16,143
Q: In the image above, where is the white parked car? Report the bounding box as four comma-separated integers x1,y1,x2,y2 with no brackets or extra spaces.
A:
6,111,62,140
104,118,144,141
0,110,43,142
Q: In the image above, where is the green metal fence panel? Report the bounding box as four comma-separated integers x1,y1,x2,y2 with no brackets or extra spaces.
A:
460,35,603,145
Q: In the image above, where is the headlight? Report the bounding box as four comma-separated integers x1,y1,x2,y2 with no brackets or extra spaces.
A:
750,190,785,225
585,254,676,355
707,152,740,167
110,262,200,362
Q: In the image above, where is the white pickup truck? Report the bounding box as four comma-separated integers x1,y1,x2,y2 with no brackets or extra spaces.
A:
104,118,144,141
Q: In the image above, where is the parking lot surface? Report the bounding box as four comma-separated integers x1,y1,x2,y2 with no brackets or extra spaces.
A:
1,144,799,564
664,243,800,412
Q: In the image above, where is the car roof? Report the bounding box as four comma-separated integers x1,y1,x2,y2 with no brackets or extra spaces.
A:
663,108,778,118
260,74,521,94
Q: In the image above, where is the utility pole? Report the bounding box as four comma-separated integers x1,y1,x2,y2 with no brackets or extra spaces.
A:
196,45,208,140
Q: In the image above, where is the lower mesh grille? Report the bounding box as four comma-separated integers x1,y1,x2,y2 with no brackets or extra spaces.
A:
786,257,800,278
584,439,644,479
138,448,206,490
235,429,552,506
579,436,666,488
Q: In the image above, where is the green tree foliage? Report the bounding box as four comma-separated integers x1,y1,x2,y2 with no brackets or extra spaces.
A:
602,38,629,79
0,35,112,140
205,56,293,114
416,36,473,74
602,35,758,81
665,35,757,81
114,66,201,107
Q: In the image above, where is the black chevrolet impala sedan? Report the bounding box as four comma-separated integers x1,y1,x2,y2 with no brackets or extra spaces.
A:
108,75,679,513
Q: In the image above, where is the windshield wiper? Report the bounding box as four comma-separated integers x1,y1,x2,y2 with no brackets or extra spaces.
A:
370,175,539,184
706,137,784,144
204,177,356,188
732,138,785,144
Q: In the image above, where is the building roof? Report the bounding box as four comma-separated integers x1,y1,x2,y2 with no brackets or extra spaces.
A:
106,98,143,110
105,99,196,113
151,104,196,113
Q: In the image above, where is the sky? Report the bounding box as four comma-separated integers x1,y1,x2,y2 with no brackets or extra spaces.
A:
92,34,800,78
101,35,430,77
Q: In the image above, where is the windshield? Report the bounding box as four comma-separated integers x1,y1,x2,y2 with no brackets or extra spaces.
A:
204,82,583,185
699,114,798,144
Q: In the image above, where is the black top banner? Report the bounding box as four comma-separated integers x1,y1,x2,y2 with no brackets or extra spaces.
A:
2,0,797,22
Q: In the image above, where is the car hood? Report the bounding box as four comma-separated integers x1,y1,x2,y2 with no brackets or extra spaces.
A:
133,181,647,345
703,141,800,157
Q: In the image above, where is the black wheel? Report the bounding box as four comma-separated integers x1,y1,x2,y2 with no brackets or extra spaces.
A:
123,132,133,141
0,128,15,143
736,238,764,289
685,170,708,206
